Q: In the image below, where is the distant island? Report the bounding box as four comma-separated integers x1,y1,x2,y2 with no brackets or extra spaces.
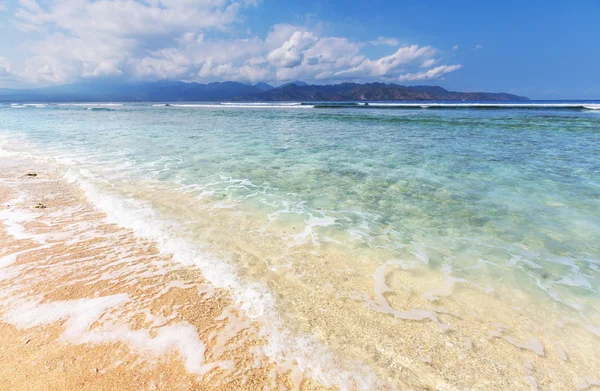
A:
0,80,528,102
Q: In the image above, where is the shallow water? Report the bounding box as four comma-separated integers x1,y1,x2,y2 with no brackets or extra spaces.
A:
1,102,599,389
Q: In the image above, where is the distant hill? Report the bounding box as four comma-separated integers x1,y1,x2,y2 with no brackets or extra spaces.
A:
277,81,309,89
253,82,274,91
0,80,528,102
0,80,264,102
240,83,528,101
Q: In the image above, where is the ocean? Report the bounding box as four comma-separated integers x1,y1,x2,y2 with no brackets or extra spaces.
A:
1,101,599,389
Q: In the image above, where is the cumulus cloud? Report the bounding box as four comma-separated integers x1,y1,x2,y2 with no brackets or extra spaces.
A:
6,0,463,85
398,64,462,81
267,31,318,68
335,45,437,79
452,45,459,51
474,44,483,50
15,0,245,35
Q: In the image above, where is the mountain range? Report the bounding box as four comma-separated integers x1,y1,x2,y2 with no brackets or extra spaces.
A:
0,80,528,102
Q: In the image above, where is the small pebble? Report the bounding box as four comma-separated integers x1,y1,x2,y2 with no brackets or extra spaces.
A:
34,203,47,209
26,173,37,177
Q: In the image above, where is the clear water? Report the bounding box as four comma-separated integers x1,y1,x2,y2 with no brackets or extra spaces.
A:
1,102,599,389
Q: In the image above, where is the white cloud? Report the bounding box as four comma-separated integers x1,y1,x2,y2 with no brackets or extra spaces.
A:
267,31,318,68
0,1,8,12
7,1,463,85
398,64,462,81
369,37,399,46
15,0,245,36
335,45,437,79
474,44,483,50
452,45,459,51
420,58,438,68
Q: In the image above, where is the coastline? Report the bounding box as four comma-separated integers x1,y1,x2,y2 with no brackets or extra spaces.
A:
1,138,599,390
0,155,330,391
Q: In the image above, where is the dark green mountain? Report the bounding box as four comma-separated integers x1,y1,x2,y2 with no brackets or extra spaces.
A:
240,82,528,101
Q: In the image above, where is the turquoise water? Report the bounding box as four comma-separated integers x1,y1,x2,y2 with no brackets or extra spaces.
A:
1,102,599,388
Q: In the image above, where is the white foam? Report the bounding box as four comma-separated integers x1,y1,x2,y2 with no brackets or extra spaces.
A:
0,205,48,244
289,214,338,246
63,167,382,390
85,322,209,374
210,306,251,359
0,244,54,268
4,294,129,336
57,103,123,107
170,103,313,109
582,104,600,110
222,102,303,106
3,294,212,374
0,253,18,268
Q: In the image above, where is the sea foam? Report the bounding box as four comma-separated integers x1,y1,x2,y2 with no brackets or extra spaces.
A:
62,166,382,390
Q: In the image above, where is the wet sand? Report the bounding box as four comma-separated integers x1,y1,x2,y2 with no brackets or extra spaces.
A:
0,156,330,391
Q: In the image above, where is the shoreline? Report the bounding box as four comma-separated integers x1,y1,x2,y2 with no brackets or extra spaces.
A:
1,149,599,390
0,156,331,391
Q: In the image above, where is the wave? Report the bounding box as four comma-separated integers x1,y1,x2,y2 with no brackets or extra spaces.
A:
583,104,600,110
0,132,387,390
57,103,124,107
221,102,303,106
9,103,47,108
169,103,314,109
302,102,364,107
312,103,600,111
87,107,116,112
58,163,381,391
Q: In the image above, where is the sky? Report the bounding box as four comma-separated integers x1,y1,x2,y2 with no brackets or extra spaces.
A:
0,0,599,99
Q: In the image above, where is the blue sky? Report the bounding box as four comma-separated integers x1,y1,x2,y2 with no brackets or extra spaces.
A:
0,0,598,99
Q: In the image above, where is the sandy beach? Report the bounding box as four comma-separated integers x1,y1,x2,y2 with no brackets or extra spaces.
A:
0,156,331,391
0,145,600,390
1,126,599,390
